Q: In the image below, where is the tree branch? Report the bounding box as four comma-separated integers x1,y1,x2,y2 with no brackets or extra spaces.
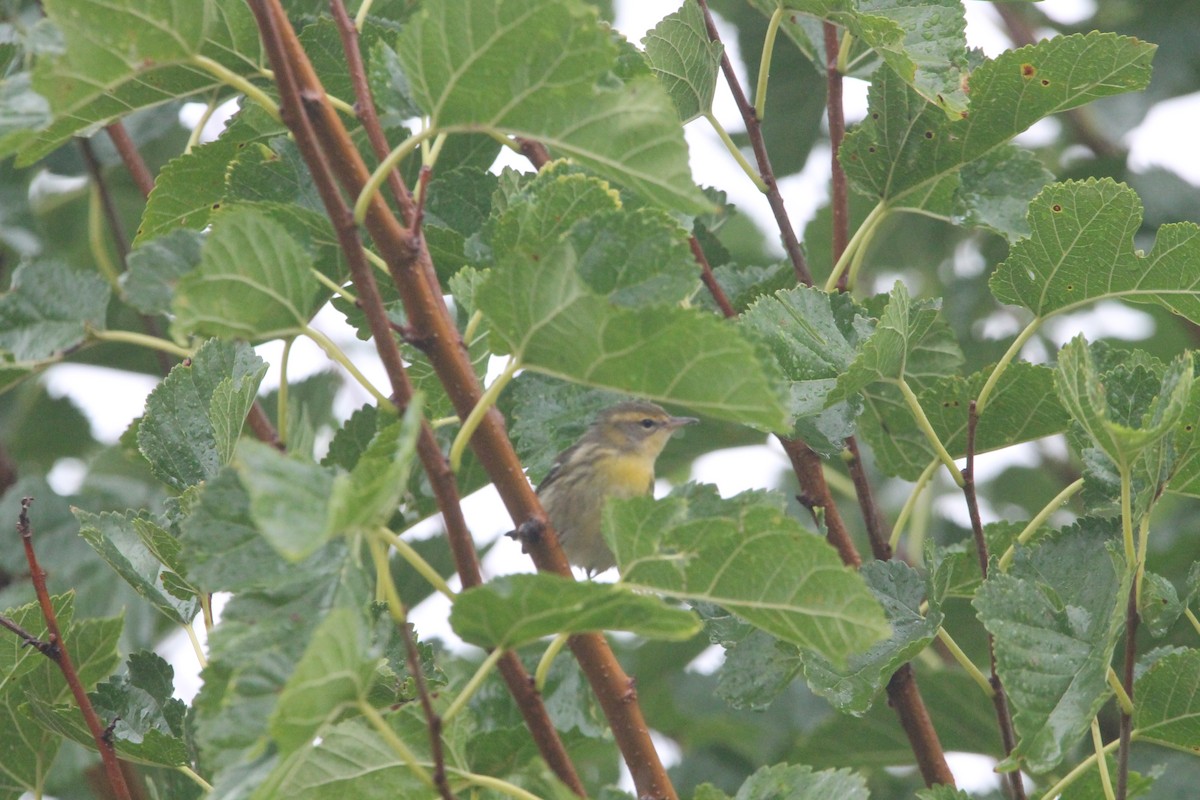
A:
249,3,590,793
963,403,1026,800
690,235,737,318
17,498,134,800
105,122,156,199
695,0,813,286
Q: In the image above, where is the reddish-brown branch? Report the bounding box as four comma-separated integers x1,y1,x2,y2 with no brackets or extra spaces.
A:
105,122,155,199
887,665,956,785
963,404,1026,800
845,438,893,561
695,0,813,286
328,0,414,220
822,22,849,289
250,4,587,794
251,3,677,794
17,498,134,800
780,438,861,568
690,235,737,318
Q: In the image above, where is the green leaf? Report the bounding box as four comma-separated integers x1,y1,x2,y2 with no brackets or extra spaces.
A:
171,206,319,342
18,0,263,165
1055,336,1192,470
328,401,422,533
696,604,804,712
1134,649,1200,751
88,651,189,767
0,260,110,362
801,560,943,714
270,609,379,754
450,573,701,649
610,488,889,667
74,510,200,626
477,240,789,429
1139,572,1183,639
727,763,869,800
397,0,709,212
843,33,1154,209
137,339,268,491
955,144,1054,241
973,519,1128,773
991,179,1200,324
832,281,962,401
861,362,1069,480
135,139,240,246
642,0,723,123
740,285,873,455
123,229,205,315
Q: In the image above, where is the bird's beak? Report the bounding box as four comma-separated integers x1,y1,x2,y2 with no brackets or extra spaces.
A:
666,415,699,430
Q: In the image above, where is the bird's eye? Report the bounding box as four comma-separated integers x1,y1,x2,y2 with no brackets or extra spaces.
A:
639,418,656,429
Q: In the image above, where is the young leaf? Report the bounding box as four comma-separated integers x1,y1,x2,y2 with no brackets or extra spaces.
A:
609,489,889,667
1134,649,1200,751
137,339,268,492
642,0,723,123
171,206,319,342
0,259,110,362
801,560,943,714
991,179,1200,324
477,240,789,429
842,33,1154,210
123,229,205,315
726,763,869,800
740,285,872,455
74,510,201,626
973,520,1128,773
269,608,379,754
135,139,242,246
86,651,189,767
327,401,423,534
396,0,709,212
450,573,702,649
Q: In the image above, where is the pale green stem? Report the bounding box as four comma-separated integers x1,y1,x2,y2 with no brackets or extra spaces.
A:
824,202,886,292
422,131,449,169
254,65,356,118
484,128,524,153
822,463,857,501
1039,736,1121,800
90,328,193,359
890,459,938,552
368,533,408,621
997,478,1084,572
462,309,484,345
836,30,855,74
185,94,220,154
445,767,545,800
200,593,214,632
354,0,375,30
754,6,786,121
87,186,121,290
936,627,993,697
1186,607,1200,638
378,527,457,601
358,700,435,789
303,326,395,410
442,648,505,725
704,111,768,193
450,357,519,472
431,416,460,428
354,127,440,224
535,633,570,692
311,269,358,303
843,233,872,293
1120,466,1135,567
177,765,213,792
277,337,293,447
1106,666,1134,715
363,247,391,277
1090,717,1117,800
1135,513,1151,604
895,378,964,487
975,317,1041,414
191,55,281,122
183,621,207,669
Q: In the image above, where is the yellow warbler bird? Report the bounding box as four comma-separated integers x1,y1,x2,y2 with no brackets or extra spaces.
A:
536,401,698,575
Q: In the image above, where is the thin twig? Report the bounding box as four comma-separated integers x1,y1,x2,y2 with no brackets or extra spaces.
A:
695,0,813,286
963,403,1027,800
18,498,134,800
249,4,586,793
400,620,456,800
822,22,850,291
78,139,130,262
690,235,737,318
845,438,892,560
105,122,155,199
781,438,861,568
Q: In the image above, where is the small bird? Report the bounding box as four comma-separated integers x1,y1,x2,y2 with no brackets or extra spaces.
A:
536,401,698,575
